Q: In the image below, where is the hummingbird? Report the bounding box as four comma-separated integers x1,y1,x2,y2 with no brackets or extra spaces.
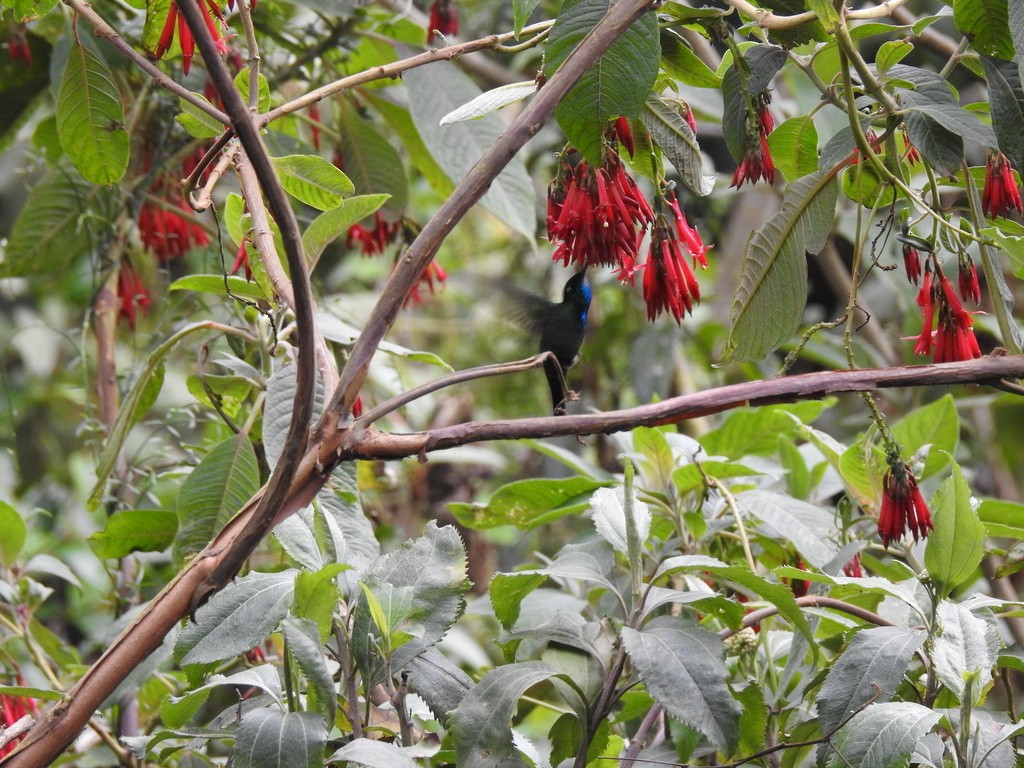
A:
503,271,592,415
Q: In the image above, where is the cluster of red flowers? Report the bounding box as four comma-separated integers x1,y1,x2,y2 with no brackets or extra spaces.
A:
6,26,31,67
138,198,210,263
153,0,229,75
117,261,151,330
842,552,863,578
426,0,458,43
878,460,933,548
982,151,1023,219
347,212,400,256
547,152,654,280
642,191,710,323
0,678,38,758
910,267,981,363
405,259,448,305
731,92,775,188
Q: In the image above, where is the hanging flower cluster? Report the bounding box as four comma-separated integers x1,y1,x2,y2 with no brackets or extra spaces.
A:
153,0,229,75
878,458,932,548
982,151,1023,219
731,91,775,188
347,212,401,256
842,553,863,578
117,261,151,330
642,190,710,323
547,151,654,280
910,266,981,363
426,0,458,43
6,25,31,67
405,259,448,305
138,197,210,263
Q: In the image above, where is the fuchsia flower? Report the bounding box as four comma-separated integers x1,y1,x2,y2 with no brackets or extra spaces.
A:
909,269,981,363
405,259,447,306
6,26,31,67
640,191,710,323
153,0,229,75
982,151,1023,219
878,461,932,548
138,198,210,263
958,258,980,305
426,0,458,43
842,553,863,578
117,262,151,330
731,92,775,188
346,212,400,256
232,239,253,281
901,243,921,285
0,675,38,758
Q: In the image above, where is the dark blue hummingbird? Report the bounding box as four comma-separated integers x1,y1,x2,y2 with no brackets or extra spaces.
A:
503,271,592,415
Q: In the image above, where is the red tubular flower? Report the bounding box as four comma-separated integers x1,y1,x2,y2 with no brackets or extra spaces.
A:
612,117,635,157
232,239,253,280
548,154,654,280
902,127,920,166
676,101,697,134
405,259,447,305
139,198,210,262
426,0,458,44
909,269,981,362
982,151,1024,219
878,461,932,548
842,553,863,578
958,258,980,304
117,262,151,330
154,0,228,75
902,243,921,285
731,132,775,188
347,212,400,256
7,26,32,67
911,270,935,356
1,685,37,758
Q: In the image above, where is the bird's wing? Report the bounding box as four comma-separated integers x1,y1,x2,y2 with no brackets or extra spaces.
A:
498,283,553,336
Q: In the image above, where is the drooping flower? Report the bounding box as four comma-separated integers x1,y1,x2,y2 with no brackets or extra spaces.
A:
117,261,151,330
731,91,776,188
958,257,980,304
878,460,932,548
982,151,1023,219
842,552,863,578
138,198,210,262
405,259,447,305
347,212,400,256
612,116,635,157
911,270,935,357
153,0,229,75
678,100,697,135
426,0,458,44
908,269,981,362
0,676,38,758
547,153,654,280
6,26,32,67
902,127,920,166
232,239,253,281
901,242,921,285
641,193,709,323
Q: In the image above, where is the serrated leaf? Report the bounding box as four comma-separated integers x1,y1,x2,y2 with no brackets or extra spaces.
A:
450,662,555,768
489,573,548,630
89,510,177,559
292,563,346,641
264,361,326,469
641,93,714,196
0,501,26,567
449,476,607,530
925,463,985,599
302,194,390,267
724,169,839,362
440,81,536,125
405,649,473,723
405,61,536,239
272,154,354,211
954,0,1013,58
981,56,1024,171
175,570,296,666
890,394,957,479
160,665,282,728
56,43,128,184
328,739,420,768
817,627,926,735
932,601,998,701
174,434,260,562
735,490,839,567
336,100,408,216
2,169,105,277
542,0,660,165
590,485,651,554
766,116,819,182
234,709,326,768
621,617,739,753
824,702,940,768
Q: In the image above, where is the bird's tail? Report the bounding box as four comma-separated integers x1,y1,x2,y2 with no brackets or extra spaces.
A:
544,357,568,415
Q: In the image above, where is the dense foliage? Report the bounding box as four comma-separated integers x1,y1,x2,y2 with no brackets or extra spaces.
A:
4,0,1024,765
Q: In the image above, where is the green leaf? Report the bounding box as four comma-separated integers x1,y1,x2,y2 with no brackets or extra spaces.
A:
805,0,838,29
160,665,282,728
981,56,1024,171
659,29,722,88
175,570,296,666
982,224,1024,278
272,154,354,211
7,0,59,20
328,739,421,768
700,402,831,459
336,100,408,216
722,45,788,161
302,194,390,267
766,116,819,182
88,510,177,559
234,709,326,768
903,111,964,176
283,617,336,728
56,43,128,184
641,93,714,196
817,627,926,735
174,434,260,563
405,61,536,239
450,662,555,768
932,601,998,702
169,274,269,301
263,361,326,469
672,461,763,496
292,563,346,641
439,81,537,125
449,476,608,530
925,463,985,599
954,0,1013,58
735,490,839,567
2,169,106,277
723,169,839,362
890,394,958,479
489,573,547,630
176,95,225,139
842,162,895,208
235,70,271,113
0,501,26,567
542,0,660,165
621,617,739,753
824,702,940,768
352,522,469,686
514,0,542,34
875,40,913,74
735,684,767,757
142,0,171,56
